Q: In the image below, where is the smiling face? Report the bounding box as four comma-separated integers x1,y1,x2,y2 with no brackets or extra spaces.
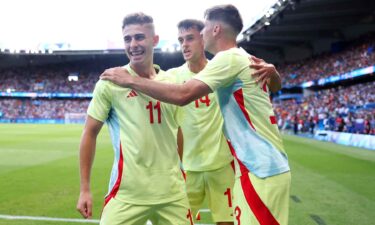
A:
122,23,159,67
177,27,204,63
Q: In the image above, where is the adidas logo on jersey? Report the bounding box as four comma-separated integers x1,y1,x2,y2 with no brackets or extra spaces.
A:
127,90,138,98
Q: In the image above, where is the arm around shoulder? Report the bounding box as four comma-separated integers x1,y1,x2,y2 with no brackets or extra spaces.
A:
130,76,213,106
100,66,213,105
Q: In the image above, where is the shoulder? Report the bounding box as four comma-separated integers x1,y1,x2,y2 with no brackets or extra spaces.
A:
155,69,177,83
94,79,112,89
167,64,187,75
215,48,249,61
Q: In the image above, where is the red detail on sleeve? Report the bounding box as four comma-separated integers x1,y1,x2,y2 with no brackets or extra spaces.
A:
270,116,277,125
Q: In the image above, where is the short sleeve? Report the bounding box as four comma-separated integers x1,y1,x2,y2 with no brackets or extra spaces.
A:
193,50,250,91
87,80,112,122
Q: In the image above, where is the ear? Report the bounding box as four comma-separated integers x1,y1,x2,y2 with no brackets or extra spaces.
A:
153,35,160,47
212,24,221,37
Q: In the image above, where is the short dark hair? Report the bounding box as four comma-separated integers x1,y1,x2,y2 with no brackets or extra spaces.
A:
204,4,243,35
177,19,204,32
122,12,154,29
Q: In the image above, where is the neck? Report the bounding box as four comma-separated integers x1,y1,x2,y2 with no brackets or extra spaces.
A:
211,39,237,55
187,56,208,73
130,63,156,79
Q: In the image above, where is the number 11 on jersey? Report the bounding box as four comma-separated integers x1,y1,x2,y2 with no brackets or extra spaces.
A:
146,101,161,124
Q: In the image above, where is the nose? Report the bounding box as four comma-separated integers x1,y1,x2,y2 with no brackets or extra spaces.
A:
130,38,138,48
181,39,187,48
200,29,204,37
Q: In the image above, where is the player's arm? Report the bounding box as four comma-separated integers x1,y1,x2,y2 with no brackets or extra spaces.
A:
250,55,281,93
100,67,212,106
130,77,211,106
76,116,104,219
177,127,183,161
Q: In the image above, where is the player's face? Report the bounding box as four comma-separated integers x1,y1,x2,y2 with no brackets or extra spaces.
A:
201,20,215,54
122,24,158,66
177,28,204,62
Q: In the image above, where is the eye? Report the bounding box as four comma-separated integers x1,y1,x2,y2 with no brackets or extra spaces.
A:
124,36,131,43
134,34,146,41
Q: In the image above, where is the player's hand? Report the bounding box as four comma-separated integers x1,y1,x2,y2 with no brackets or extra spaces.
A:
100,67,133,87
250,55,279,88
76,191,93,219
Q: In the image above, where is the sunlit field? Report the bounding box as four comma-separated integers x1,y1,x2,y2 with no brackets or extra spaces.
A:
0,124,374,225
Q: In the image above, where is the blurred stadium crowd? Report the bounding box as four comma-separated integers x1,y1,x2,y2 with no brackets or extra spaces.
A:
0,68,96,93
279,34,375,86
0,35,374,135
274,82,375,135
0,99,89,120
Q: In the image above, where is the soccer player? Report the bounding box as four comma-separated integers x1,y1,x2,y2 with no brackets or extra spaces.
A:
169,19,282,225
172,19,235,225
76,12,192,225
100,4,291,225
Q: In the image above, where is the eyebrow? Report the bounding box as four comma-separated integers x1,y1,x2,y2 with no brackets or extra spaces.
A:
123,33,145,40
179,34,195,39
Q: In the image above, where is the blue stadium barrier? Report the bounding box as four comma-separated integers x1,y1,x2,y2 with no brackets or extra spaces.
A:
281,65,375,89
0,119,70,124
301,65,375,88
272,93,303,101
314,130,375,150
0,92,92,99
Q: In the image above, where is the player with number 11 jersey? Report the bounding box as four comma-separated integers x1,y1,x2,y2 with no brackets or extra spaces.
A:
88,64,186,207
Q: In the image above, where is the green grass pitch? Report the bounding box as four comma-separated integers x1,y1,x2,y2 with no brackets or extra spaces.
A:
0,124,374,225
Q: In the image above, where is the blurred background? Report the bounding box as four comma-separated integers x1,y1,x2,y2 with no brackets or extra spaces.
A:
0,0,374,224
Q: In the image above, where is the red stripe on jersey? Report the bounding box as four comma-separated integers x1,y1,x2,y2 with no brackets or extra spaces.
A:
270,116,277,125
226,140,236,172
239,170,280,225
187,209,194,225
195,211,201,221
227,141,279,225
230,160,235,172
181,169,186,181
227,141,235,157
227,141,247,175
233,88,256,130
104,143,124,206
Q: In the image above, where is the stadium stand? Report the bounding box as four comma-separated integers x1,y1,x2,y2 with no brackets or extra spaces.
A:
272,34,375,136
0,99,89,120
0,0,374,142
274,82,375,135
0,34,374,137
278,34,375,86
0,67,96,93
